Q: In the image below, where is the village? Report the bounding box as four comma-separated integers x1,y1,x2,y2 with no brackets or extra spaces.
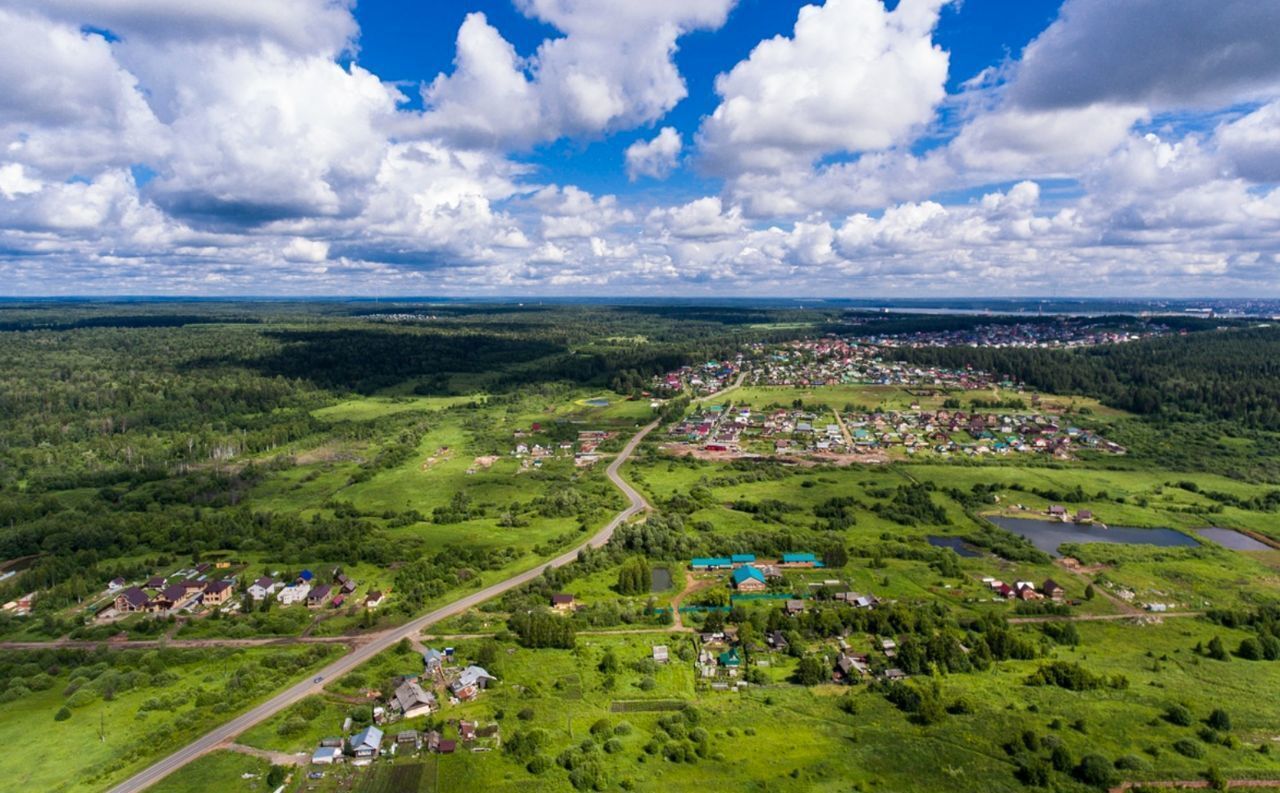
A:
97,563,386,622
305,647,500,773
666,403,1125,462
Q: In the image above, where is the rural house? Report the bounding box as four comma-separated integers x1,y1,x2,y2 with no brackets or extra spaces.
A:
391,680,437,719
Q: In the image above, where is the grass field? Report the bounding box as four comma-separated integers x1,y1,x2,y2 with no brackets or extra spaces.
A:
0,644,340,793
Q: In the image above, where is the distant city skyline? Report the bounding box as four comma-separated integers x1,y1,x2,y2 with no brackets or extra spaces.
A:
0,0,1277,296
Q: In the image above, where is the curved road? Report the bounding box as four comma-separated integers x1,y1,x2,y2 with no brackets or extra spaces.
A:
106,418,660,793
107,374,745,792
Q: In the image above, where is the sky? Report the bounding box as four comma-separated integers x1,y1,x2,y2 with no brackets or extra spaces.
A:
0,0,1278,297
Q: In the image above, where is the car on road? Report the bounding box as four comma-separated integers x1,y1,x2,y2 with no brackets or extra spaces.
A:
313,676,324,683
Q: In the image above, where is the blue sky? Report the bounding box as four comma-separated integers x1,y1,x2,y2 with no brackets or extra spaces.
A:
0,0,1277,296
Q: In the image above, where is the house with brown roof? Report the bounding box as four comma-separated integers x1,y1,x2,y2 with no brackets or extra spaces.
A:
115,587,149,613
550,593,575,612
202,580,233,606
1042,579,1065,601
307,585,331,608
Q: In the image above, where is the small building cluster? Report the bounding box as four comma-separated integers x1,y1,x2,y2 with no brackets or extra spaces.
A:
981,576,1065,602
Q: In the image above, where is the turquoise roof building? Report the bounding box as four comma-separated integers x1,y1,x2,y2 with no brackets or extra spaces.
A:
731,566,766,588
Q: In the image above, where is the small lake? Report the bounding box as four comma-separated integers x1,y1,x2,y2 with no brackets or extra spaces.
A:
650,566,673,592
586,398,611,407
988,516,1201,557
927,536,982,558
1197,527,1273,551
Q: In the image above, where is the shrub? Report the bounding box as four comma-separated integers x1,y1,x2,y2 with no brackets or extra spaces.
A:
1074,754,1117,787
1172,738,1204,758
1164,704,1194,727
54,706,72,721
1207,708,1232,731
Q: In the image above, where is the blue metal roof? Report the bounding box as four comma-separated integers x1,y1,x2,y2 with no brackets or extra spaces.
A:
731,566,765,586
782,552,817,563
691,557,732,567
730,554,756,563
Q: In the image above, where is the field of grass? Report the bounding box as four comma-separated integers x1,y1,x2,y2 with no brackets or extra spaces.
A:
0,644,339,793
146,751,271,793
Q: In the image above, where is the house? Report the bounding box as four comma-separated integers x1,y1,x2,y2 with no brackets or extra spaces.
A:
396,731,420,749
115,587,150,613
160,584,189,605
202,581,233,606
391,680,437,719
107,577,126,592
731,565,767,592
248,577,277,600
652,645,669,664
423,731,441,752
765,630,789,651
1074,509,1094,524
781,552,822,568
880,638,898,658
1042,579,1065,601
730,554,756,565
835,652,870,681
436,739,457,754
550,593,575,612
365,590,385,608
307,585,332,608
450,666,496,701
691,557,733,571
146,576,166,589
718,647,742,674
180,579,205,596
459,721,477,742
423,648,446,675
298,569,315,583
784,599,805,616
276,583,310,606
350,725,383,758
1048,505,1067,518
311,746,343,765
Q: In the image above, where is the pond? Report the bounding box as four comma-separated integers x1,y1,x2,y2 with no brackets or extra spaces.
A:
927,536,982,558
650,566,673,592
1197,527,1273,551
987,516,1201,558
585,398,610,407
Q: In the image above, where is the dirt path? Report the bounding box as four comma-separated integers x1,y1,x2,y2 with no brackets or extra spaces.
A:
1009,611,1201,624
668,570,715,631
0,634,369,651
1110,780,1280,791
224,742,306,767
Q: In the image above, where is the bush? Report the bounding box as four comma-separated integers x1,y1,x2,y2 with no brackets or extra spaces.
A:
1207,708,1232,732
1164,704,1194,727
1173,738,1204,758
527,755,552,774
1074,754,1117,787
1114,754,1149,771
54,706,72,722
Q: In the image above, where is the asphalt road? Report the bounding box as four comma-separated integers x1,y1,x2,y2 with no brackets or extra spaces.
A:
105,417,660,793
105,374,748,792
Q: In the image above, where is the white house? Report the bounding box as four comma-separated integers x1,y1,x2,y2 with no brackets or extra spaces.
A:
248,577,278,601
276,583,310,606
